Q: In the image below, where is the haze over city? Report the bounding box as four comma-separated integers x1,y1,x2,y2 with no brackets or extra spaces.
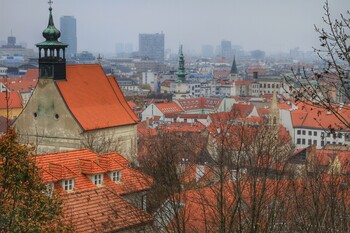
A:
1,0,349,55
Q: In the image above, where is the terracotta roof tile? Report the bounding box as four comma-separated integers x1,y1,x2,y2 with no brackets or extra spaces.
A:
35,149,152,194
291,103,350,129
177,98,222,111
48,163,77,180
55,64,138,131
62,188,153,233
79,159,107,175
156,102,183,114
0,92,22,109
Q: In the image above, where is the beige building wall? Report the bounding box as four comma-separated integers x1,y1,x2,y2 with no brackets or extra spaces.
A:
14,78,137,161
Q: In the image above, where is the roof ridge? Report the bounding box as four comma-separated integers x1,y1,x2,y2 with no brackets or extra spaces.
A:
107,76,138,124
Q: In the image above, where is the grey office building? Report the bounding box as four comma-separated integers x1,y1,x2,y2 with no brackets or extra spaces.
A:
139,33,164,63
221,40,233,59
60,16,77,57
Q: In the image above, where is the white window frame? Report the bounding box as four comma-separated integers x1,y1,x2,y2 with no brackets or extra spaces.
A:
111,171,122,183
93,174,103,186
62,179,74,191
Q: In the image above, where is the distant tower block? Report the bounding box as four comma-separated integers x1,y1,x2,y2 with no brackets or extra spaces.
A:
60,16,77,57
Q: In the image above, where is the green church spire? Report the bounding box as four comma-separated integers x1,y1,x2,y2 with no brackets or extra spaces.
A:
36,0,68,80
230,56,238,74
176,45,186,83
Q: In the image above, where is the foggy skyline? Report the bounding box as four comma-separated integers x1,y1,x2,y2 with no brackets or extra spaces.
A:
1,0,349,55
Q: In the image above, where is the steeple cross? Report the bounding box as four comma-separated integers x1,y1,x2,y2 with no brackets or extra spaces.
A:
48,0,53,8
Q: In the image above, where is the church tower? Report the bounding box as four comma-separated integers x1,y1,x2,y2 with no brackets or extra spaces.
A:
176,45,186,83
36,1,68,80
228,56,240,81
269,90,279,126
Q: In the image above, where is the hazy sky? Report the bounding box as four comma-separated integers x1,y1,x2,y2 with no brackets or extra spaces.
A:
0,0,349,55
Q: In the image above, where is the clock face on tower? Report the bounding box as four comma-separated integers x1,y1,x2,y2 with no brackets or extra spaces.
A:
40,64,53,78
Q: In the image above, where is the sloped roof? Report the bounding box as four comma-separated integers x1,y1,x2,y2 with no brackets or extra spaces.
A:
314,149,350,174
291,103,350,129
0,69,38,93
177,98,222,111
235,80,253,86
62,188,153,233
0,92,22,109
158,122,207,133
55,64,139,131
79,159,107,175
35,149,153,194
231,103,255,118
156,102,183,114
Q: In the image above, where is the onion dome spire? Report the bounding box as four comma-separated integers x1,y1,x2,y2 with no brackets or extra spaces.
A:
42,1,61,41
176,45,187,83
36,0,68,80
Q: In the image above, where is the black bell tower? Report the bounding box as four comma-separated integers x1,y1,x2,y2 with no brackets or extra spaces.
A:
36,1,68,80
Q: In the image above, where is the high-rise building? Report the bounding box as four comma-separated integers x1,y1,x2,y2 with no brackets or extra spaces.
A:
60,16,77,57
221,40,233,59
138,33,164,63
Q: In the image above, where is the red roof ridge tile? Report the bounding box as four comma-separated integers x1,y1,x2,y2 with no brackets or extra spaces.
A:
78,158,107,175
48,162,77,180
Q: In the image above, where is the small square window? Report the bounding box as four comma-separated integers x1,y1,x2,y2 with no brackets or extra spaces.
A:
93,174,103,185
314,131,317,136
308,139,312,145
297,130,301,135
111,171,122,182
302,139,306,145
63,179,74,191
308,131,312,136
297,138,301,144
302,130,306,135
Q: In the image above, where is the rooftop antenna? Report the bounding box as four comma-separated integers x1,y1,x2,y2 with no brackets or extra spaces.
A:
97,53,102,64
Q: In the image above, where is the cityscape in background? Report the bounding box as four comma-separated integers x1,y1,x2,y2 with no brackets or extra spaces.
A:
1,1,350,232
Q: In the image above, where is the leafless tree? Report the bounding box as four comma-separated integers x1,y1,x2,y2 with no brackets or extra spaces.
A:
285,1,350,130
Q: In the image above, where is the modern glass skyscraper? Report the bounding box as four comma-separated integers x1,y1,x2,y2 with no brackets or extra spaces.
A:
139,33,164,63
60,16,77,57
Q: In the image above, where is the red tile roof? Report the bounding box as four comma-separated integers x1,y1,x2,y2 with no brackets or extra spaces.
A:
291,103,350,129
257,108,270,116
79,159,107,175
55,64,139,131
0,92,23,109
127,101,137,109
164,113,209,119
231,103,255,118
156,102,183,114
35,149,153,194
307,149,350,174
235,80,253,86
213,70,230,78
157,122,206,133
177,98,222,111
0,69,38,93
62,188,153,233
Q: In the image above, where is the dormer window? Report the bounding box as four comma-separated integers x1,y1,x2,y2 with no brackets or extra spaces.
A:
92,174,103,186
111,171,122,183
62,179,74,191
